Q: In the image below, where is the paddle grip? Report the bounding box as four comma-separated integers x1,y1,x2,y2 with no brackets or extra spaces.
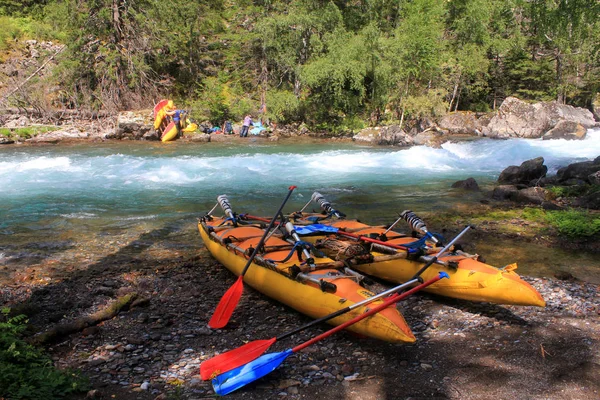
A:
217,195,235,219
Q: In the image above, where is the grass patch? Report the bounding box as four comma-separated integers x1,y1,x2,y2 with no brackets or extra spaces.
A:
0,125,59,139
544,209,600,238
547,185,590,198
0,308,88,399
427,206,599,239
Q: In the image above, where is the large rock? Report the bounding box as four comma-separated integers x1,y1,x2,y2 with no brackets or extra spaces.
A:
483,97,597,139
556,159,600,184
512,187,547,205
542,120,587,140
108,122,153,140
498,157,547,185
572,192,600,210
451,177,480,191
108,110,155,140
27,127,90,143
438,112,491,135
353,126,414,146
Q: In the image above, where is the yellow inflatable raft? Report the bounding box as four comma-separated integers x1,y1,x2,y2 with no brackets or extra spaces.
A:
240,212,545,308
198,217,417,344
322,220,545,307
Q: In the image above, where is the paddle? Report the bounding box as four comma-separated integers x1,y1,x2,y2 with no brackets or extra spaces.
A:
211,272,448,395
207,186,297,329
409,225,471,280
200,277,421,380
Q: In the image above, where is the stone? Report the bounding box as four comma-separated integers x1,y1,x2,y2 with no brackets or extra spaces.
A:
513,187,547,205
438,111,491,135
542,120,587,140
353,125,414,146
483,97,598,138
492,185,519,201
451,177,480,191
498,157,547,185
557,160,600,183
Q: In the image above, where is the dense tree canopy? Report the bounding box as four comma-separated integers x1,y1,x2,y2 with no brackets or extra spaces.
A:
1,0,599,129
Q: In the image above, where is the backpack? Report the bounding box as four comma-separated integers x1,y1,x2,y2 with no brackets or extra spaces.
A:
225,121,233,134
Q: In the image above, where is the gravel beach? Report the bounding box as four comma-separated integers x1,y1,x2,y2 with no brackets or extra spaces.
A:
2,226,598,400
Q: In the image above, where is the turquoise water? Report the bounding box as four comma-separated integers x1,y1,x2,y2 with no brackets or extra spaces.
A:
0,130,599,280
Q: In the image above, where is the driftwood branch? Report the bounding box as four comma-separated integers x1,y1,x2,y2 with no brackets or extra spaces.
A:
31,293,138,345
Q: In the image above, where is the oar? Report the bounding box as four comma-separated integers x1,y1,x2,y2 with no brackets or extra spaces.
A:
409,225,471,280
200,277,421,380
208,186,297,329
211,272,448,395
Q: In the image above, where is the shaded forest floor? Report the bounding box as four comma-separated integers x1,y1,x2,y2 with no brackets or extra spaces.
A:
1,208,599,400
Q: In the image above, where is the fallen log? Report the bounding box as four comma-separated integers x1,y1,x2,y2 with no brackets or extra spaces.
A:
31,292,138,345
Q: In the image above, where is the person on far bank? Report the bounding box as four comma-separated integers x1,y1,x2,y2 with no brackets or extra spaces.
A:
165,108,185,136
240,115,252,137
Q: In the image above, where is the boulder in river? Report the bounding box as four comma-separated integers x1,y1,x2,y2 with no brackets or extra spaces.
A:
498,157,548,185
542,120,587,140
483,97,597,139
353,125,414,146
438,112,491,135
556,158,600,184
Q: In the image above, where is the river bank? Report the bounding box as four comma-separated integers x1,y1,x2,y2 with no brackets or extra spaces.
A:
1,217,598,399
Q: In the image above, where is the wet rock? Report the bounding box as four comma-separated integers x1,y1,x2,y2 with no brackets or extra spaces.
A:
498,157,547,185
556,160,600,184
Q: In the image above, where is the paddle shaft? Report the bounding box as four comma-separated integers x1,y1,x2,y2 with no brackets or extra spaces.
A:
276,277,420,341
239,186,297,277
409,225,471,280
293,273,446,352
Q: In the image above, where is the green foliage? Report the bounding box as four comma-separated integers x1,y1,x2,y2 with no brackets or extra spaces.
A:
0,308,88,399
0,126,59,139
544,209,600,238
3,0,600,126
265,89,300,123
547,185,590,199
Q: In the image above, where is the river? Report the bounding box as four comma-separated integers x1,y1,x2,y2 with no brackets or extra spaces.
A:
1,129,599,283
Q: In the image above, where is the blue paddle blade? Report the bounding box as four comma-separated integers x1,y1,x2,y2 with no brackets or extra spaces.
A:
212,349,293,396
293,224,339,235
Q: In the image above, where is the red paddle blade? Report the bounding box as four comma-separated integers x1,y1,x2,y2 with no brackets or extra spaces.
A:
208,276,244,329
200,338,277,380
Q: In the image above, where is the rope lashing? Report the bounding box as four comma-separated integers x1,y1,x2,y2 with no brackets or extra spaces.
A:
266,241,323,263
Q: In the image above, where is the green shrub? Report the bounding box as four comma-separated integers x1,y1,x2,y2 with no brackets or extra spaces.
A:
0,126,59,139
547,185,589,198
0,308,88,399
543,209,600,238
